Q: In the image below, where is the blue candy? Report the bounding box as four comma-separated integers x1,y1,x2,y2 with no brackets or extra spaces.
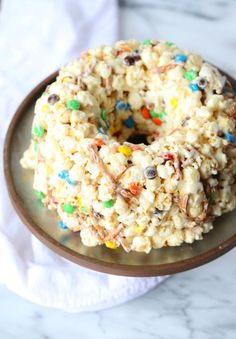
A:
57,221,68,230
66,178,76,186
189,83,199,92
58,170,69,179
116,100,131,110
175,54,187,62
224,133,236,143
124,116,135,128
98,126,107,135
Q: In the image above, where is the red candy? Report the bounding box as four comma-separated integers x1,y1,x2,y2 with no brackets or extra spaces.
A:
141,106,151,119
129,182,141,195
152,117,162,126
162,153,174,161
131,145,143,151
94,138,105,147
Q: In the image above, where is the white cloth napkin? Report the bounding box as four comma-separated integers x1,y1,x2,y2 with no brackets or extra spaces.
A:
0,0,168,312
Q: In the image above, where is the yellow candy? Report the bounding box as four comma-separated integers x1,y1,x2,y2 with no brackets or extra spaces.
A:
61,77,70,83
105,241,118,249
77,197,82,207
86,55,92,62
41,104,50,113
118,145,132,157
55,103,64,111
135,225,145,233
170,97,179,110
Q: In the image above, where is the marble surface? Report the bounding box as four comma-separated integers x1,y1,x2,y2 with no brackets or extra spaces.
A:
1,0,236,338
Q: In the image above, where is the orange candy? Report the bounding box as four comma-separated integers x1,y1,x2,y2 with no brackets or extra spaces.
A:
129,182,141,195
94,138,105,147
153,117,162,126
141,106,151,119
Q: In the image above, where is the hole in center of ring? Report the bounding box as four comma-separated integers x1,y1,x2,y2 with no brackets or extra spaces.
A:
127,134,149,145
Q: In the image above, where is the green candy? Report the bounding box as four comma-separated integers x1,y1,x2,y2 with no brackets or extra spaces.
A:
143,39,152,46
158,111,167,120
209,192,214,205
166,41,174,47
33,126,44,138
184,70,198,81
35,190,46,200
150,110,159,118
81,206,89,214
66,99,80,110
63,203,75,214
101,109,107,121
33,141,39,152
102,199,115,208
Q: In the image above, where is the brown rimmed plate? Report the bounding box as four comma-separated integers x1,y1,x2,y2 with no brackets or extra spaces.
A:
3,71,236,277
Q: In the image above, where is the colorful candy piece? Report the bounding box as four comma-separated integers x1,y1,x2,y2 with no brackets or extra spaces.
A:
33,126,44,138
143,39,152,46
81,206,89,214
66,99,80,110
102,199,115,208
166,41,174,47
224,133,236,143
48,94,60,105
124,116,135,128
135,225,145,233
129,182,141,195
118,145,132,156
175,54,187,62
141,106,151,119
152,117,162,126
63,203,75,214
170,98,179,109
77,197,82,207
101,109,107,121
58,170,69,179
144,166,157,179
98,126,107,135
150,110,159,118
105,241,118,249
158,111,167,120
35,190,46,200
162,153,174,161
94,138,105,147
184,70,198,81
116,100,131,110
197,77,208,89
57,220,68,229
189,83,200,92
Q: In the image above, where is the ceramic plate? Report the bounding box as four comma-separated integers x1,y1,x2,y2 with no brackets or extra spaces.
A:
4,71,236,277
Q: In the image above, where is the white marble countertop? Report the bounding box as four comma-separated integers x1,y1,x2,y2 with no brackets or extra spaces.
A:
1,0,236,338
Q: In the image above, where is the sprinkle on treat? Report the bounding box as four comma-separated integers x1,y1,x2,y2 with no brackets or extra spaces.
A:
169,98,179,109
57,220,68,229
124,116,135,128
116,100,131,110
98,126,107,135
143,39,152,46
48,94,60,105
153,117,162,126
144,166,157,179
102,199,115,208
129,182,141,195
197,77,208,89
175,54,187,62
105,241,118,249
35,190,46,200
33,126,44,138
81,206,89,214
101,109,107,121
141,106,151,119
118,145,132,156
189,83,200,92
224,133,236,143
20,39,236,254
63,203,75,214
94,138,105,147
66,99,80,110
184,70,198,81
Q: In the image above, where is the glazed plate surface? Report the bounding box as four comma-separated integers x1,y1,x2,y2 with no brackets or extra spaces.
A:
4,71,236,276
